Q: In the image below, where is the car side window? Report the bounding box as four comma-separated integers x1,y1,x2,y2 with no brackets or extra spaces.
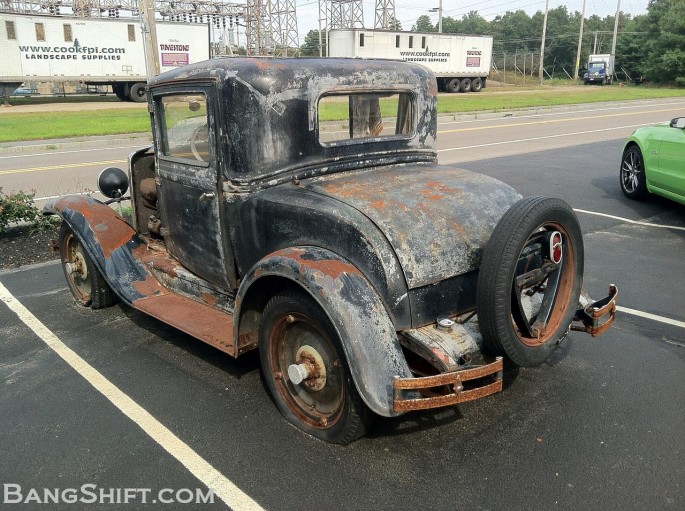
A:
159,93,210,164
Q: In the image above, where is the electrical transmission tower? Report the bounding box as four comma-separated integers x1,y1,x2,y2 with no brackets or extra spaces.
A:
374,0,395,29
268,0,299,56
329,0,364,29
1,1,243,19
2,1,299,56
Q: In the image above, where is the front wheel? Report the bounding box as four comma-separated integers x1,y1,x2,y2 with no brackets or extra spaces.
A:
620,145,648,199
259,290,372,444
59,223,117,309
476,197,584,367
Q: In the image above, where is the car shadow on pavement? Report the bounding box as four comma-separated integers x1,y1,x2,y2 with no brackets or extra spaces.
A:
120,306,261,378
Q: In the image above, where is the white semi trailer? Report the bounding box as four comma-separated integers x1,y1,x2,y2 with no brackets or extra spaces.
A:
328,28,493,93
0,12,210,101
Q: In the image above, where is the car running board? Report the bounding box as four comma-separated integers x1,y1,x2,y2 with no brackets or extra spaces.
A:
133,293,234,355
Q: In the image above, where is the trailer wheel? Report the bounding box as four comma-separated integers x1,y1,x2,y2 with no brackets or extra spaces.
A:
476,197,584,367
460,78,472,93
112,83,129,101
447,78,461,93
259,289,372,444
128,82,147,103
471,77,483,92
59,223,117,309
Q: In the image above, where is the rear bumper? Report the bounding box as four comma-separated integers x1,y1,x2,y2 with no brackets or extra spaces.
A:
392,357,503,413
571,284,618,337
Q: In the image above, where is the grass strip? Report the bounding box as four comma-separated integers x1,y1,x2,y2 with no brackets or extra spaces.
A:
435,86,685,114
0,110,151,142
1,86,683,143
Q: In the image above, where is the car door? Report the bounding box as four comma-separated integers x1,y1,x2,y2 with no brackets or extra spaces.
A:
152,86,232,289
656,121,685,200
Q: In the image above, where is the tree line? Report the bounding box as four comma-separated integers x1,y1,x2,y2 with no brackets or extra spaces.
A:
300,0,684,85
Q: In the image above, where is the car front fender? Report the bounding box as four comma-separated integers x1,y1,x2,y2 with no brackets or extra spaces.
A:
235,246,414,417
43,195,158,305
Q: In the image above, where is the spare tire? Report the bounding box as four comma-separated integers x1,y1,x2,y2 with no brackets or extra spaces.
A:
476,197,584,367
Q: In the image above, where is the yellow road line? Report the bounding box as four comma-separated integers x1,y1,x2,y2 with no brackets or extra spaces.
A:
0,159,125,176
439,107,677,134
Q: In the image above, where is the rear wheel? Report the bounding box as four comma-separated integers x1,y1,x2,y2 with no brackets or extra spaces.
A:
620,145,648,199
128,82,147,103
112,83,129,101
460,78,472,93
259,290,372,444
59,223,117,309
471,77,483,92
477,197,584,367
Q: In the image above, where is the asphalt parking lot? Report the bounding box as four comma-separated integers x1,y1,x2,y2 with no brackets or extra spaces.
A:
1,137,683,510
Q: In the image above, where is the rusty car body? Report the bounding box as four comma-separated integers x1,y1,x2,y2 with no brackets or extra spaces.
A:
46,57,617,443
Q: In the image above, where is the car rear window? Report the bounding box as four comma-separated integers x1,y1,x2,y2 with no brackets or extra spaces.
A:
318,92,414,145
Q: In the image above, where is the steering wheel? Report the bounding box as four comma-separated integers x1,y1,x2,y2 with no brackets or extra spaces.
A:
190,125,207,162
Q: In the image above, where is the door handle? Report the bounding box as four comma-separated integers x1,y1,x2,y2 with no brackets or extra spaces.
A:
199,192,216,203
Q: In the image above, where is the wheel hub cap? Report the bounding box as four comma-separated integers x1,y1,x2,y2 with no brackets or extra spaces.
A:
287,345,327,391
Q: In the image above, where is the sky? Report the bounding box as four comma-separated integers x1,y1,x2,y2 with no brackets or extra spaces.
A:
295,0,651,43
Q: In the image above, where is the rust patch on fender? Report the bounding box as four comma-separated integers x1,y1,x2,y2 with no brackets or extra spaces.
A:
276,247,361,279
58,196,134,259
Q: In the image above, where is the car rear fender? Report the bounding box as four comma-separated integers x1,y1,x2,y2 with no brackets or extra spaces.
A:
235,246,414,417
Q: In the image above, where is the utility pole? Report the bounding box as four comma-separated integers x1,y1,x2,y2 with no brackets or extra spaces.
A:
538,0,549,85
611,0,621,57
140,0,160,79
438,0,442,33
429,1,443,33
574,0,586,80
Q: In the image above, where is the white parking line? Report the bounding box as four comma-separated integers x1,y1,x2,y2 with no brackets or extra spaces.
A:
33,191,95,202
617,306,685,330
437,123,652,152
573,209,685,232
0,281,265,511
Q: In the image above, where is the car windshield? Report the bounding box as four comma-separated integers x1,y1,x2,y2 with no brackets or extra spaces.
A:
588,64,605,72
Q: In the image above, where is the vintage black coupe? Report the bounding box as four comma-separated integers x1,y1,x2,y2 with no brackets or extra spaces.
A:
46,58,616,443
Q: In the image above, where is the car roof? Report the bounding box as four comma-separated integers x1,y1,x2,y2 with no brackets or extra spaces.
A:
148,57,435,95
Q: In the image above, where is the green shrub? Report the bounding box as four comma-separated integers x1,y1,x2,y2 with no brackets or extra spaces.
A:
0,188,56,234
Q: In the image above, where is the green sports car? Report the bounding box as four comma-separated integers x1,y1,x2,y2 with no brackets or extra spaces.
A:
620,117,685,205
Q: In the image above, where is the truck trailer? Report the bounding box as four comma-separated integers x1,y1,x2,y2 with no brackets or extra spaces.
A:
0,12,210,101
328,28,493,93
